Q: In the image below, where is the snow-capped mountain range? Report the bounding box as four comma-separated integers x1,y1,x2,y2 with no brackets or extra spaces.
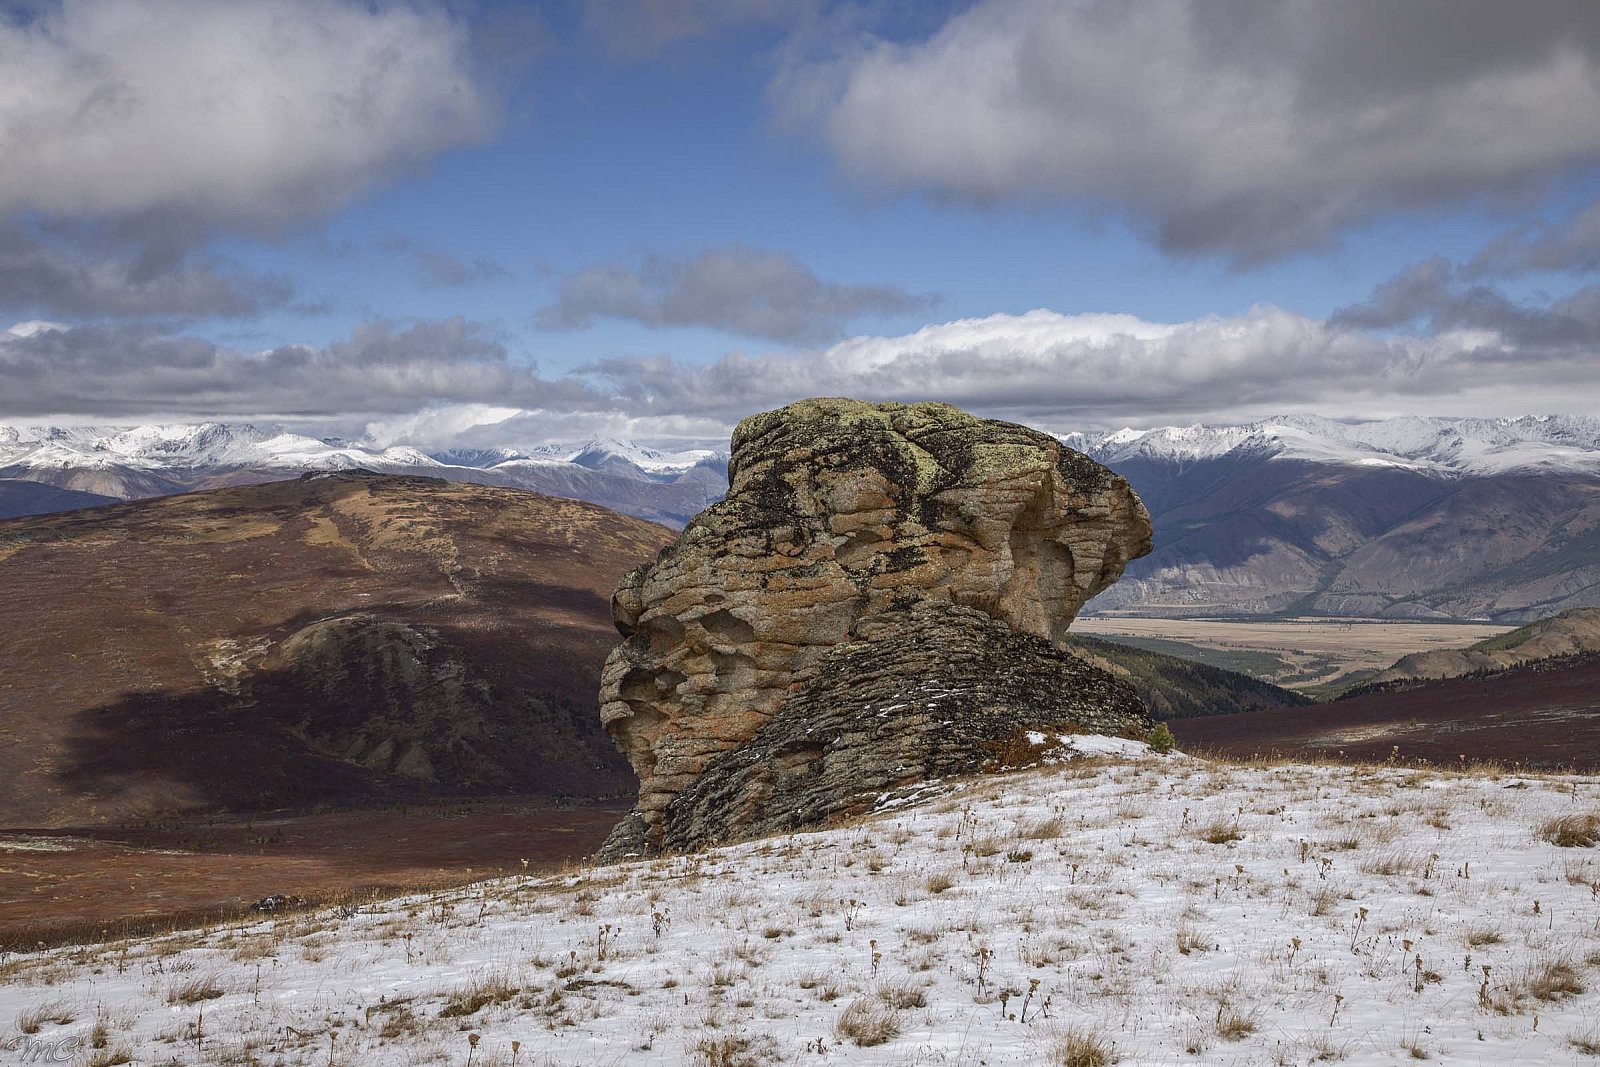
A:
1063,413,1600,477
0,423,721,476
2,413,1598,621
1062,415,1600,622
5,412,1598,491
0,423,728,528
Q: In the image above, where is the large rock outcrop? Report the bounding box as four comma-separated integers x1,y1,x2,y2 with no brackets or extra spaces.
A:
597,398,1154,859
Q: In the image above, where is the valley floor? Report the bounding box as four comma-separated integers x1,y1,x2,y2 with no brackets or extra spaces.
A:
3,754,1599,1066
1073,617,1513,693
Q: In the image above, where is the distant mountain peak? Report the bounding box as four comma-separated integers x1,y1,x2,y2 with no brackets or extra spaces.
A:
1066,413,1600,476
0,419,729,528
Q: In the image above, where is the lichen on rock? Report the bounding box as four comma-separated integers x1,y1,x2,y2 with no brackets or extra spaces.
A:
596,398,1154,860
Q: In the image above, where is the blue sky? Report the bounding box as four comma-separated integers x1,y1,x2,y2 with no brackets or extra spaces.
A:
3,1,1600,444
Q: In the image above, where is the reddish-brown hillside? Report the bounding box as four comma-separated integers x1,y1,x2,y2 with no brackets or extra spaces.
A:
0,472,674,828
1174,654,1600,770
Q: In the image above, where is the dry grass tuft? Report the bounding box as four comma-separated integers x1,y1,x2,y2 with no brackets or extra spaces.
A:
1527,958,1586,1002
688,1031,772,1067
835,997,900,1047
439,972,519,1018
15,998,74,1034
1175,921,1209,956
1215,1004,1258,1040
875,978,927,1010
166,976,224,1005
1052,1027,1119,1066
1570,1026,1600,1057
1486,956,1589,1014
1541,813,1600,849
1197,819,1243,845
1465,926,1504,947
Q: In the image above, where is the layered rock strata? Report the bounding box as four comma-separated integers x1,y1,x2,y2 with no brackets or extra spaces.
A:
597,398,1153,858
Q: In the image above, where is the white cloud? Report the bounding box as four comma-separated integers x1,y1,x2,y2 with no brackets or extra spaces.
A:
361,404,524,450
778,0,1600,260
592,307,1446,426
0,0,493,230
7,300,1598,438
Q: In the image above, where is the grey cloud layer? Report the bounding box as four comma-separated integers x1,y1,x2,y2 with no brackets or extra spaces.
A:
1468,198,1600,277
0,0,492,231
537,245,936,342
9,302,1597,429
0,319,601,418
587,310,1441,424
1334,257,1600,351
0,227,293,319
779,0,1600,260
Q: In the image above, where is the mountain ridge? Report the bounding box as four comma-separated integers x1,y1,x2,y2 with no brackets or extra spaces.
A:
1063,413,1600,476
0,422,729,527
4,413,1599,621
1062,415,1600,622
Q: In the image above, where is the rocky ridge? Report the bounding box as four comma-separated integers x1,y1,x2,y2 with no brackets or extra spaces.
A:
597,398,1153,859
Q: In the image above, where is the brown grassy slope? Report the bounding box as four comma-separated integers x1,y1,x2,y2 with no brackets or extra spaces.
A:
1061,632,1310,718
1174,653,1600,769
0,478,118,519
1369,607,1600,684
0,472,674,828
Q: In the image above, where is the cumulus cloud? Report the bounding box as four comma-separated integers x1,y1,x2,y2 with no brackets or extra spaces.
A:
778,0,1600,261
563,302,1600,437
586,309,1441,427
8,298,1600,434
537,244,936,342
0,0,493,232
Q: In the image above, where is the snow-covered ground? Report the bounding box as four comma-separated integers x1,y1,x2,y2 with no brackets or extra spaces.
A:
4,754,1599,1066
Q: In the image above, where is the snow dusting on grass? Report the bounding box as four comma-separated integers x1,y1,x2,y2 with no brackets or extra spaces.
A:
3,755,1600,1065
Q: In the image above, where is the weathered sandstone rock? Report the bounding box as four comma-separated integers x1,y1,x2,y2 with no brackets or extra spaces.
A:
597,398,1154,859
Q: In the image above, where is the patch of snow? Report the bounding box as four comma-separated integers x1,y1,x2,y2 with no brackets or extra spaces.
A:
0,835,80,852
5,757,1594,1065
